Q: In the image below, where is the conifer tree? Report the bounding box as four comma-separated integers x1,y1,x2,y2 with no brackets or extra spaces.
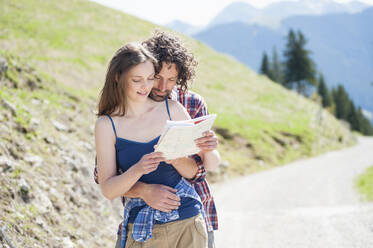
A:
332,84,373,135
270,46,284,85
356,107,373,135
317,74,331,107
347,101,359,130
284,29,316,95
260,52,271,78
334,84,350,120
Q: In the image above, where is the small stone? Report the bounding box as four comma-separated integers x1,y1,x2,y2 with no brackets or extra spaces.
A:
62,102,76,110
62,156,79,172
67,127,75,133
8,146,21,160
26,79,38,90
43,136,54,144
22,105,30,113
38,180,48,190
30,118,40,127
14,141,26,153
31,98,42,105
35,192,53,214
19,178,30,193
0,123,10,135
16,212,25,219
35,216,44,227
49,187,60,199
80,141,93,151
0,156,15,172
61,237,74,248
0,57,8,80
18,178,31,202
24,155,43,167
76,240,85,247
1,99,16,116
52,121,68,132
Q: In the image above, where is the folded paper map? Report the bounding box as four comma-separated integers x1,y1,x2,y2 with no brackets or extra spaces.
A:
154,114,217,160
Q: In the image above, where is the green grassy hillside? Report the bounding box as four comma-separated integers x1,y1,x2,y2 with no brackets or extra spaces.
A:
0,51,120,247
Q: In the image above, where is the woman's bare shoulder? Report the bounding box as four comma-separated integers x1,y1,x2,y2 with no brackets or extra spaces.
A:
95,115,114,136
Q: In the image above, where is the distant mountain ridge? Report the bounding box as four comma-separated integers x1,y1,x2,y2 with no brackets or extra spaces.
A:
194,7,373,113
208,0,369,28
166,20,203,36
169,0,370,35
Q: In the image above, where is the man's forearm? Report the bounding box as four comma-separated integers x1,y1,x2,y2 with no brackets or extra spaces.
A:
123,181,148,198
171,157,198,179
201,150,220,172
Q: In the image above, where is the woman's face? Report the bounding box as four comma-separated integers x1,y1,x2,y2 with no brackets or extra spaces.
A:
123,60,155,102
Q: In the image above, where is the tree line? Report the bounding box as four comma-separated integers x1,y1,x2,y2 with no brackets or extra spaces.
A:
260,29,373,135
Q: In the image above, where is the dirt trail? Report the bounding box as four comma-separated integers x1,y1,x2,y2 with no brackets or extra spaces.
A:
213,137,373,248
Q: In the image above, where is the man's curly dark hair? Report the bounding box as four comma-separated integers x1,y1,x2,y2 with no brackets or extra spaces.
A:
142,30,198,91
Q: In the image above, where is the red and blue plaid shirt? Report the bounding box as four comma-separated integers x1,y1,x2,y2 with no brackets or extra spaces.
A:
94,87,218,231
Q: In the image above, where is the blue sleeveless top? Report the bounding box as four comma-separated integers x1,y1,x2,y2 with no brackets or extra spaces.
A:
107,99,201,223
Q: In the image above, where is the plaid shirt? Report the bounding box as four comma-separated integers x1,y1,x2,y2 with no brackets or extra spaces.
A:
171,88,218,231
93,87,218,231
120,178,204,248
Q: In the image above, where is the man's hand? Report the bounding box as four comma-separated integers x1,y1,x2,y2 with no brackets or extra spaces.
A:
142,184,181,212
195,130,218,152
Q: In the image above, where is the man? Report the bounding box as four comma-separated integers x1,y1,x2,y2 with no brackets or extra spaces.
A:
95,31,219,248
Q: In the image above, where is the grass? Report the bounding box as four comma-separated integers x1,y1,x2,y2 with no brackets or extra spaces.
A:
356,165,373,201
0,52,119,247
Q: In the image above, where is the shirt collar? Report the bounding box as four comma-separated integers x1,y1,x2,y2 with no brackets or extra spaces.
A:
170,86,178,101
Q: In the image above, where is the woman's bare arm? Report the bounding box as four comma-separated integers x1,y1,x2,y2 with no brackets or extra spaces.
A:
166,100,199,179
95,116,164,200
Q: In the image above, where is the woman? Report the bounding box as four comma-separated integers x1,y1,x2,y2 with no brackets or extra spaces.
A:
95,43,210,248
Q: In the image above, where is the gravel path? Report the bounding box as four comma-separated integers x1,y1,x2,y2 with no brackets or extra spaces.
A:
212,137,373,248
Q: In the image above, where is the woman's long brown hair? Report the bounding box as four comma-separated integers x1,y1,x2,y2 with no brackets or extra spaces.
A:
98,43,157,116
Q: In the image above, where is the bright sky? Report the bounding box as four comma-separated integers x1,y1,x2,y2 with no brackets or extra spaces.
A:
90,0,373,26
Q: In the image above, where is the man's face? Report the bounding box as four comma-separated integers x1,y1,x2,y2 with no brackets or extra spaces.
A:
149,62,178,102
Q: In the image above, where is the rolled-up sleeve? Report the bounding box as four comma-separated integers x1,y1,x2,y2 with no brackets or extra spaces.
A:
188,154,206,183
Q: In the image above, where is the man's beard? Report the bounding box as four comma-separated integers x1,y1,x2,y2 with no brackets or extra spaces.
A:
148,88,171,102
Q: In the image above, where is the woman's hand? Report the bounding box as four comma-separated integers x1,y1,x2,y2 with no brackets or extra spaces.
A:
135,152,165,175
